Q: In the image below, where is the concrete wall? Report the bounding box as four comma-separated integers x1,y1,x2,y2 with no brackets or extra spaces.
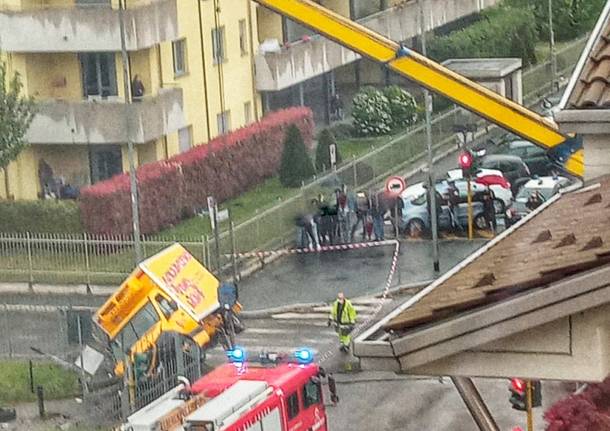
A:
255,0,499,91
556,111,610,181
0,0,178,52
26,88,186,145
25,53,82,101
410,304,610,382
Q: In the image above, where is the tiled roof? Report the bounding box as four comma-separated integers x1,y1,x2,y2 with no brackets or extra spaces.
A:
385,176,610,333
569,23,610,109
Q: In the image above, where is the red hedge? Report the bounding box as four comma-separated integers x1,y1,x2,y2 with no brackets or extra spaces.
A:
79,107,314,235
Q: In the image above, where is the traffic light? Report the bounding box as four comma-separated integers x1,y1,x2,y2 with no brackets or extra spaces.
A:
458,150,475,178
509,379,542,411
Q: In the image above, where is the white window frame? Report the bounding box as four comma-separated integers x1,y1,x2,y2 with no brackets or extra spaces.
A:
239,19,248,56
212,26,226,64
172,38,188,77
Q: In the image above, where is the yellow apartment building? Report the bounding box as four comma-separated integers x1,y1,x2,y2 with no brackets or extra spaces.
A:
1,0,494,201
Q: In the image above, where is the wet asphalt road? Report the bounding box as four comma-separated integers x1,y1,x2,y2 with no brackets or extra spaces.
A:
239,238,487,310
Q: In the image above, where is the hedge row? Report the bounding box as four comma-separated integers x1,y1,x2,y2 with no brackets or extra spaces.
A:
427,6,538,66
0,200,82,233
80,107,314,235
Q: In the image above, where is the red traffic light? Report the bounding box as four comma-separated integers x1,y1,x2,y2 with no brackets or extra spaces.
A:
511,378,525,394
458,151,473,169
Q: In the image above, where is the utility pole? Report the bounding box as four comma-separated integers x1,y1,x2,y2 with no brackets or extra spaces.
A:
119,0,143,264
549,0,557,92
420,0,440,272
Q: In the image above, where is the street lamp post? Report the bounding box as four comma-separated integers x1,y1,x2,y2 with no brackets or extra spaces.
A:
549,0,557,91
420,0,440,273
118,0,143,264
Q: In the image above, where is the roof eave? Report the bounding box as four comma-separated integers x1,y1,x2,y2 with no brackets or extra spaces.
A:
380,265,610,370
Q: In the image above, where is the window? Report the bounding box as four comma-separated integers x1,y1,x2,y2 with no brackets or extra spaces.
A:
302,380,321,408
178,126,192,153
244,102,252,125
154,294,177,319
113,302,160,355
80,53,117,98
212,26,226,64
239,19,248,55
286,392,300,420
90,145,122,183
173,39,188,76
217,111,231,135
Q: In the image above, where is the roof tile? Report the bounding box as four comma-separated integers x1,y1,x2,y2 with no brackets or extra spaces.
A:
569,21,610,109
385,177,610,334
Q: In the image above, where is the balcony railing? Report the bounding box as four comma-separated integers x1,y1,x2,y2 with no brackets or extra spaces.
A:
255,0,499,91
0,0,178,52
27,88,187,145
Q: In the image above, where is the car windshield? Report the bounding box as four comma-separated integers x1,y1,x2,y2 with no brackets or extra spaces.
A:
112,301,159,357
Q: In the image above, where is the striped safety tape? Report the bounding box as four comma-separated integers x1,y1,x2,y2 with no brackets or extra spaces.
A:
223,239,398,259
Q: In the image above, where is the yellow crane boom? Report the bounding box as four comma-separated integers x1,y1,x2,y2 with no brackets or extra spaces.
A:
255,0,583,177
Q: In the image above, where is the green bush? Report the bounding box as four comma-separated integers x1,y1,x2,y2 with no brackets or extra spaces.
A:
315,129,342,172
352,87,392,136
279,125,315,188
382,85,419,131
0,199,82,233
503,0,605,42
428,6,538,66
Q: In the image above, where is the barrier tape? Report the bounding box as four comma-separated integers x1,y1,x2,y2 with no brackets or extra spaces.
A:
222,239,397,259
317,239,401,364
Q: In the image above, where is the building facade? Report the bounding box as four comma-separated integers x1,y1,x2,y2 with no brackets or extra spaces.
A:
1,0,495,201
1,0,261,200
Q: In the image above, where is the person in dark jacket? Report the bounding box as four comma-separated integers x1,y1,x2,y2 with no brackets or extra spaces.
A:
482,188,496,233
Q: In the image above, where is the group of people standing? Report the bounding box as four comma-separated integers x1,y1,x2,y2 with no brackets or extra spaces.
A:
295,185,402,249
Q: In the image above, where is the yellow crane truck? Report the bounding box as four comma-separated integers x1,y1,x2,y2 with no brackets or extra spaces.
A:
94,243,242,377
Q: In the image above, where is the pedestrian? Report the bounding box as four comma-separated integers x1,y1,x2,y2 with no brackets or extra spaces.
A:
335,187,348,242
482,188,496,233
328,292,357,352
131,74,145,101
447,180,462,233
371,193,385,241
351,191,369,242
330,93,344,121
526,191,544,212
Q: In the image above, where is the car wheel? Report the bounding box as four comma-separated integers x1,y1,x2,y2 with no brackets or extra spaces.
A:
474,214,488,230
493,199,505,214
406,219,425,238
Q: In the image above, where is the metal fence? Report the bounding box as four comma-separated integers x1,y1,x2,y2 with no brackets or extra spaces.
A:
0,36,587,286
0,305,205,426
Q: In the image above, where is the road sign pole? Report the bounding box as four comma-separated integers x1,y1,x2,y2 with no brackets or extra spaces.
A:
526,380,534,431
467,178,473,240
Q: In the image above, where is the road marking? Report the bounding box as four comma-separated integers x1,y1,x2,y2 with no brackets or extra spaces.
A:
244,327,336,336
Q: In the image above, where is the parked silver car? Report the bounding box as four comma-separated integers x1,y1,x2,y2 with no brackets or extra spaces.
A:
399,182,488,237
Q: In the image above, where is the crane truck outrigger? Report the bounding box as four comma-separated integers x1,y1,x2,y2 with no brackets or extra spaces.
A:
94,243,242,377
253,0,584,177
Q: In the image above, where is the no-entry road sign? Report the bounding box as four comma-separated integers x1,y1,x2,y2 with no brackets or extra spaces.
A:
385,176,406,196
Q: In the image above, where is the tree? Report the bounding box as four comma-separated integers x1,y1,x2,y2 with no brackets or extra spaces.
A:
0,60,36,196
315,129,342,173
278,125,315,188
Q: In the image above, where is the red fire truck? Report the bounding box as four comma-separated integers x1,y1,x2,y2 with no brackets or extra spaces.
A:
124,349,338,431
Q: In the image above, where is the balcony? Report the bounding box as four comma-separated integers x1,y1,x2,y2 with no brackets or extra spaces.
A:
27,88,187,145
255,0,499,91
0,0,178,53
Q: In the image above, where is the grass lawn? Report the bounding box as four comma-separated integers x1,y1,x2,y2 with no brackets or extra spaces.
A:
0,361,80,404
336,136,391,160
